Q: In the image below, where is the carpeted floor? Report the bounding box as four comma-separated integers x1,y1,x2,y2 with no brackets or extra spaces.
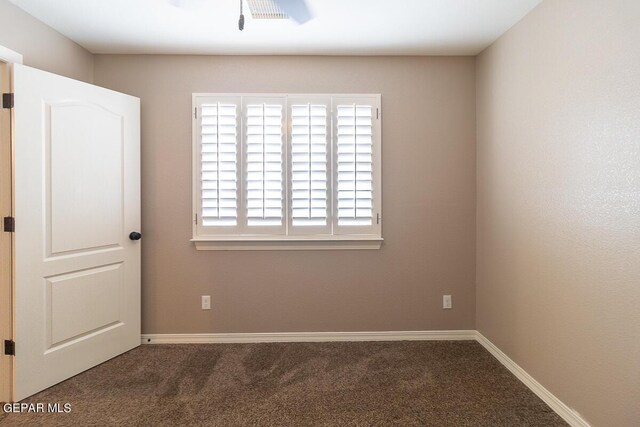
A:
0,341,567,426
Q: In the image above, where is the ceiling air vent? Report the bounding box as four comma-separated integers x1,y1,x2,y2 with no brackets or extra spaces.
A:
246,0,289,19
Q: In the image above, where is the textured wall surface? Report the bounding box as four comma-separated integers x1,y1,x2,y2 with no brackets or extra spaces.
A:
94,55,477,335
0,0,93,82
476,1,640,425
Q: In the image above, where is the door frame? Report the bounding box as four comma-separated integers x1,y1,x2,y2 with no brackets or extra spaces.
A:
0,44,22,403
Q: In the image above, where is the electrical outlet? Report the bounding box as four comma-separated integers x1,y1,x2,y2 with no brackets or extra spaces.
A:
201,295,211,310
443,295,452,309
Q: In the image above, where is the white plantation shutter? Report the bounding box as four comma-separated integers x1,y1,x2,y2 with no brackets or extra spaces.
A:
193,93,381,247
199,100,239,227
290,100,329,231
335,101,376,230
244,99,285,230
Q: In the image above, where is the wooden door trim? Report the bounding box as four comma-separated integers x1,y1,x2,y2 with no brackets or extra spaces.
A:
0,59,15,403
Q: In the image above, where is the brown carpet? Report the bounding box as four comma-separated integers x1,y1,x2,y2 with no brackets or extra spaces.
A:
0,341,566,426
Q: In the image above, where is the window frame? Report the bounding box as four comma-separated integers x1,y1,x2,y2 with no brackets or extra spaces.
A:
191,93,383,250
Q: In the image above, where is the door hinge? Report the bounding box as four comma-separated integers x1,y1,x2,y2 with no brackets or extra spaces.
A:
3,216,14,232
194,107,197,119
2,93,14,109
4,340,15,356
194,213,198,225
376,108,379,120
376,213,381,224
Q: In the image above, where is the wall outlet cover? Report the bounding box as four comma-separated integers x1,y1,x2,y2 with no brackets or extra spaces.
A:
201,295,211,310
443,295,452,309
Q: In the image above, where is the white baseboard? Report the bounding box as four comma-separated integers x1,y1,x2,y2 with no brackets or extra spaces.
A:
141,330,476,344
475,332,591,427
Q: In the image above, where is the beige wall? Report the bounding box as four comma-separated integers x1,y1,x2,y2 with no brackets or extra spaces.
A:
94,55,477,334
476,1,640,425
0,0,93,82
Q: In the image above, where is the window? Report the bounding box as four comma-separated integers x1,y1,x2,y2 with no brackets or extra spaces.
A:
192,93,382,250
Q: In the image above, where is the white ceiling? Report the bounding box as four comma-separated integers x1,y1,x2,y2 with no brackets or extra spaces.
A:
9,0,542,56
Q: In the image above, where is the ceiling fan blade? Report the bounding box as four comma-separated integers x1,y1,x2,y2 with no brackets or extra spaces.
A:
273,0,313,24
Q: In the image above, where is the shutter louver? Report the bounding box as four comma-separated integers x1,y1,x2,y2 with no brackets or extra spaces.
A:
336,104,374,226
200,102,238,226
291,103,328,227
246,103,284,226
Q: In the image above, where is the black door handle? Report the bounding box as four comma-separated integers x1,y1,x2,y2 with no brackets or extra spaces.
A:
129,232,142,241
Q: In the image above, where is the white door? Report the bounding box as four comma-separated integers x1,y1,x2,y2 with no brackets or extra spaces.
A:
12,64,141,400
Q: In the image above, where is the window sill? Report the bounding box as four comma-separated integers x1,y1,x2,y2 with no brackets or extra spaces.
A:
191,237,383,251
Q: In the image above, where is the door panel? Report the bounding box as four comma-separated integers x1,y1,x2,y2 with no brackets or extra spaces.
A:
49,102,124,255
13,64,140,400
47,263,123,347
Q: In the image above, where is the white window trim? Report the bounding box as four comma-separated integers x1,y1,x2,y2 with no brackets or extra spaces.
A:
192,237,383,251
192,93,383,250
